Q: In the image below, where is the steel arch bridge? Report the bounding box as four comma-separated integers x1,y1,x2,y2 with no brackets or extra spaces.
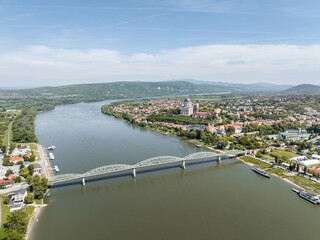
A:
49,150,245,184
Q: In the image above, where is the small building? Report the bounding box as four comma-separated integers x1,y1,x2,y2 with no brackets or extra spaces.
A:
33,164,42,173
299,159,320,166
9,156,24,163
10,204,23,212
12,189,27,204
311,154,320,160
309,168,320,177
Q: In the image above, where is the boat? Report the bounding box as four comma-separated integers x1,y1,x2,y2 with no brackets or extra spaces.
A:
251,167,270,178
195,144,203,148
47,146,56,150
45,191,51,197
163,133,169,136
292,188,300,193
49,153,55,160
298,191,320,204
54,165,59,173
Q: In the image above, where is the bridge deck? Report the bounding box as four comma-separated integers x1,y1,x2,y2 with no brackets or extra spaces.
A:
49,150,245,184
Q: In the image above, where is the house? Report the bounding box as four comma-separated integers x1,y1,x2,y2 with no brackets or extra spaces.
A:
33,164,42,173
309,168,320,177
12,189,27,204
9,156,24,163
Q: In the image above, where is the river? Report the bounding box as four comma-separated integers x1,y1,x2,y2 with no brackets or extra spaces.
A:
32,101,320,240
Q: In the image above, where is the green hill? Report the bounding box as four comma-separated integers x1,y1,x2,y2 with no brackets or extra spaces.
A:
0,81,235,101
282,84,320,95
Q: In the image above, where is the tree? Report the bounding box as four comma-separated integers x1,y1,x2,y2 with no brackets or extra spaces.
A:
27,165,34,176
304,166,307,174
14,176,22,183
19,168,29,178
255,152,263,158
1,181,7,189
30,176,48,200
217,141,227,149
3,229,24,240
5,169,14,177
24,193,34,204
226,126,236,136
6,209,28,234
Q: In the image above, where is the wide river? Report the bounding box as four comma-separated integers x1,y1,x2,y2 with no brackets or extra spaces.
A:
32,101,320,240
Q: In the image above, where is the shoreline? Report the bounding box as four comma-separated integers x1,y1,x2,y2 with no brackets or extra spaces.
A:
26,203,47,240
237,157,305,190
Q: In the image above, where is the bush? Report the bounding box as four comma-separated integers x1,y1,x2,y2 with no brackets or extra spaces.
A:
24,193,34,204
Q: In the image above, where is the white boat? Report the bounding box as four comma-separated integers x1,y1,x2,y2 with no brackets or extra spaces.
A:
54,165,59,173
47,146,56,150
49,153,55,160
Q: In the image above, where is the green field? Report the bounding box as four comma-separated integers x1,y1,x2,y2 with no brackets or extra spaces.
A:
270,149,299,159
3,121,13,150
240,156,272,168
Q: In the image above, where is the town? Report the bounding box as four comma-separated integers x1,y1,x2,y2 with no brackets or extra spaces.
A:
102,94,320,194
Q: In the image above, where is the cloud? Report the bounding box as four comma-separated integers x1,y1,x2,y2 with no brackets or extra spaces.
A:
1,44,320,86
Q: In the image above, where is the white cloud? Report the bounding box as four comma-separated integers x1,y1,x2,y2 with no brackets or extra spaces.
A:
1,44,320,87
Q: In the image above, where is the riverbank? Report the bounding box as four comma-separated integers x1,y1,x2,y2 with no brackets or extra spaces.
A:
26,203,47,240
237,156,309,191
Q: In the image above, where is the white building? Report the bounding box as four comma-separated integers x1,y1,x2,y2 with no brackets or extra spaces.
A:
180,98,197,116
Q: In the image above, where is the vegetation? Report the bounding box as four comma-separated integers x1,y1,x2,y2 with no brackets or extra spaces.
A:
0,199,35,240
282,84,320,95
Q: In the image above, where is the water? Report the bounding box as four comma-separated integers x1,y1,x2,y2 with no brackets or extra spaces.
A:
32,101,320,240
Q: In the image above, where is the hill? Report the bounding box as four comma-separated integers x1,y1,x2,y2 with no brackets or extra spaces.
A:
282,84,320,95
172,79,293,92
0,81,236,101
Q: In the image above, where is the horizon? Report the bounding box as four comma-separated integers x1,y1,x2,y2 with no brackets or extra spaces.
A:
0,79,313,90
1,0,320,87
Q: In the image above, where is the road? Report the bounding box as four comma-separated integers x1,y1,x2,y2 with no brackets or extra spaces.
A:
6,123,12,155
36,144,51,179
0,182,29,194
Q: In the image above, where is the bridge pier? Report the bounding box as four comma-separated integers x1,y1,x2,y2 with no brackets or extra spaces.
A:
82,177,85,186
217,156,221,162
132,168,136,178
181,160,186,169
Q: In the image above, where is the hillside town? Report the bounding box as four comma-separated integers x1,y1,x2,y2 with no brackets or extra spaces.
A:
102,95,320,192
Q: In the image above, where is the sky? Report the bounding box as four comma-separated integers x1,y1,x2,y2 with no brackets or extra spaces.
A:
0,0,320,87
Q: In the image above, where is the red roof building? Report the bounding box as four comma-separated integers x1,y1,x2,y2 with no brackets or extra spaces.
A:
9,156,23,163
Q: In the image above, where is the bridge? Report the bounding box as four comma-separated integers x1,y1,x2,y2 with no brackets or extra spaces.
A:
49,150,245,185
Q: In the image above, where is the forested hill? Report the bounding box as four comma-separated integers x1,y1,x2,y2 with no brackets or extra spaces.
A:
282,84,320,95
0,81,235,101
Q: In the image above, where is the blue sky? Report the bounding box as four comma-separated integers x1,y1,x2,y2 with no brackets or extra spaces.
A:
0,0,320,87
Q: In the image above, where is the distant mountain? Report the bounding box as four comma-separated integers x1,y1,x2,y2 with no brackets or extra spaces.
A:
167,79,293,92
282,84,320,95
0,81,236,100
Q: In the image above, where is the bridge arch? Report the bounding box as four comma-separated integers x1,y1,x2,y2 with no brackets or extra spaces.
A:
83,164,132,177
134,156,183,168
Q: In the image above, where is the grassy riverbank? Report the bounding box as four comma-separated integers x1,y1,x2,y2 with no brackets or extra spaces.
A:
238,156,320,194
0,199,35,240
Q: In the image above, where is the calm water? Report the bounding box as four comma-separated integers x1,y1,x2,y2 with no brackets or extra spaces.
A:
32,101,320,240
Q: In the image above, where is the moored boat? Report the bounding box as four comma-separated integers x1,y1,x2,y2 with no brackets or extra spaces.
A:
49,152,55,160
298,191,320,204
47,146,56,150
251,167,270,178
